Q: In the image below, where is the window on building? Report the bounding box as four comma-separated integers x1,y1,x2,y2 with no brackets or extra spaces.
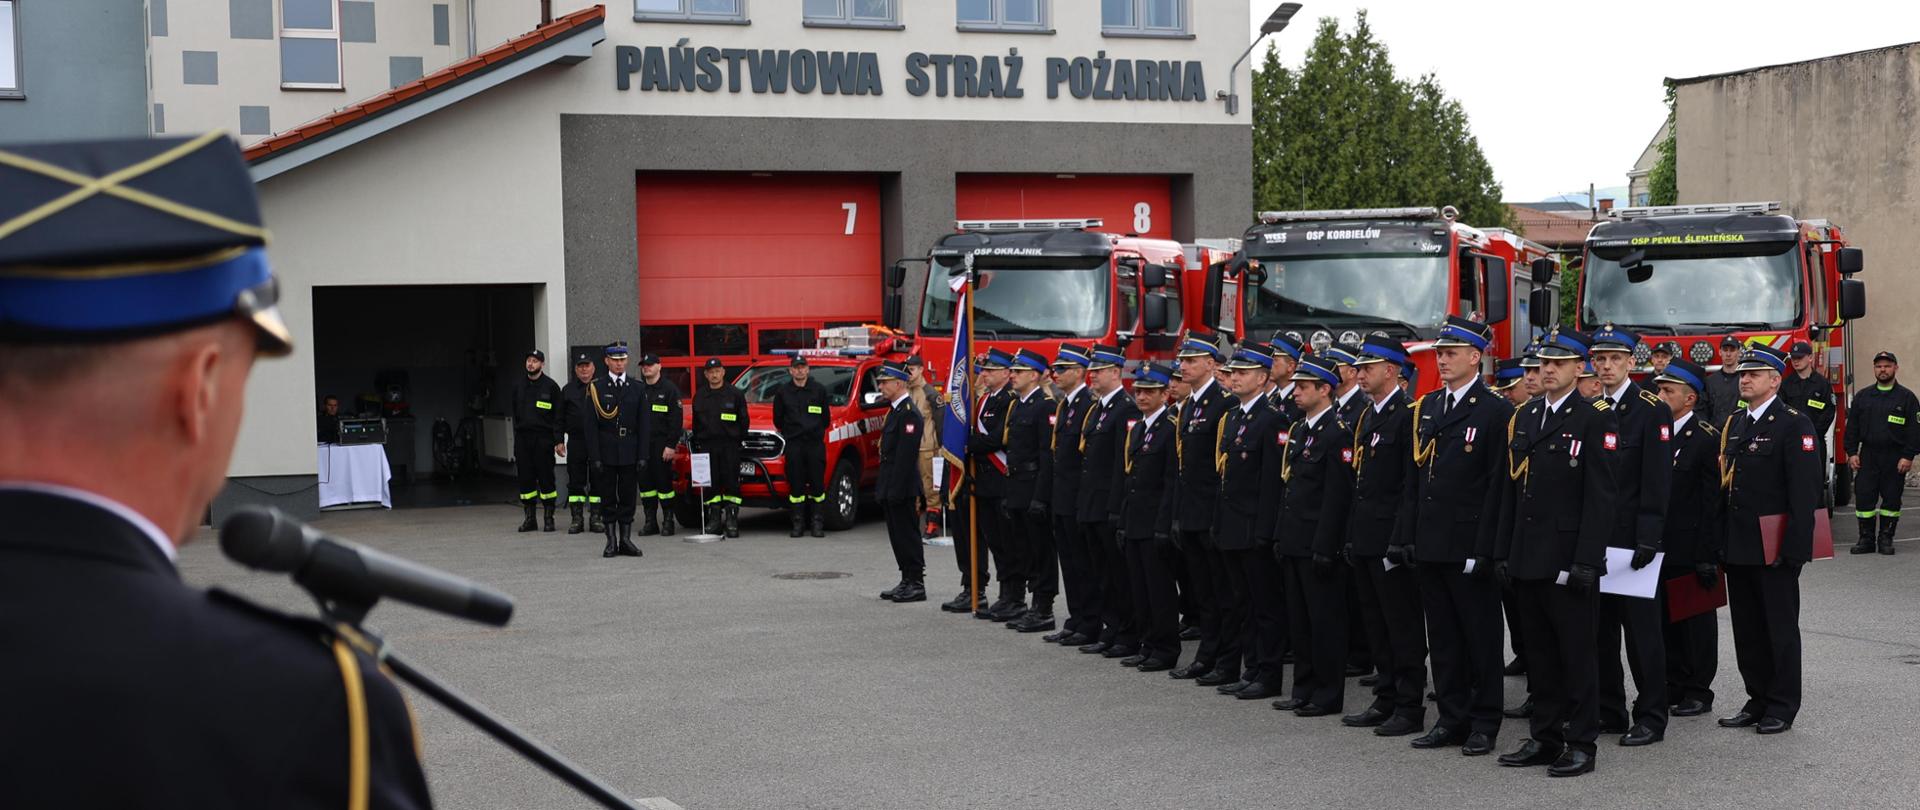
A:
1,0,21,98
1102,0,1187,36
640,324,693,357
692,323,750,357
280,0,342,89
957,0,1048,32
804,0,897,28
634,0,747,24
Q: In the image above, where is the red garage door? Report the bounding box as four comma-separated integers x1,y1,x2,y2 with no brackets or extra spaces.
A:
955,174,1173,240
636,173,881,387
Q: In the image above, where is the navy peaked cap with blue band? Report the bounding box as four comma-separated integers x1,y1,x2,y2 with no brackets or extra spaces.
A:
1400,360,1416,381
1579,361,1597,378
1736,344,1788,374
1087,343,1125,370
1324,345,1363,367
1292,353,1341,386
1519,338,1544,368
1133,362,1174,388
604,341,629,357
1268,331,1304,361
1224,345,1273,371
1536,327,1593,361
1490,357,1524,389
1355,335,1407,366
0,134,290,353
1052,343,1092,367
979,348,1014,370
1590,323,1640,353
1432,315,1493,351
1177,333,1225,360
1011,348,1050,372
876,361,914,382
1655,358,1709,393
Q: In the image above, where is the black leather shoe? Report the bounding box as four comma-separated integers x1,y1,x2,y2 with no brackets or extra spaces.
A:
1079,641,1112,655
1756,717,1792,735
1216,680,1251,695
879,580,908,601
1718,711,1761,728
1179,626,1202,641
1101,645,1138,659
1374,715,1423,737
1041,629,1072,643
1294,702,1339,718
1169,662,1211,680
1620,725,1663,746
1119,654,1148,667
1547,749,1595,777
1341,707,1390,727
1235,681,1281,700
1498,739,1563,767
1503,698,1535,719
1410,727,1463,749
1058,632,1094,646
1271,696,1306,711
1461,732,1495,756
1137,658,1176,673
1012,613,1056,633
940,592,972,613
893,582,927,603
1503,658,1527,676
1358,674,1380,688
1671,699,1711,717
987,601,1028,622
1196,670,1237,687
1344,663,1370,676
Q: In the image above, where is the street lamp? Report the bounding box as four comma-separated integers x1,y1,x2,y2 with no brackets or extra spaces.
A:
1221,2,1302,116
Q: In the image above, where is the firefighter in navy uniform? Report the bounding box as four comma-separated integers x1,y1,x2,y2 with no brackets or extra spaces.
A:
972,349,1022,620
1271,353,1357,717
1588,324,1674,747
557,352,600,535
693,357,749,538
1491,358,1528,406
1214,345,1288,701
771,355,833,538
1343,335,1427,737
1493,327,1618,778
1845,350,1917,555
1402,316,1512,757
1651,359,1725,719
1043,344,1101,644
874,361,927,602
1116,362,1182,671
1002,348,1059,633
1266,333,1306,422
1077,344,1141,656
512,349,564,533
1717,343,1822,735
1780,341,1837,507
1325,344,1373,678
0,135,431,809
636,353,682,536
593,342,647,558
1170,335,1241,684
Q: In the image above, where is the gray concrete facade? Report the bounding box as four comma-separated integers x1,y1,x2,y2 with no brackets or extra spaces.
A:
0,0,149,142
558,114,1252,351
1674,43,1920,366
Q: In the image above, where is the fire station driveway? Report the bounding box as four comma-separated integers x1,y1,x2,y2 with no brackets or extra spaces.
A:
179,502,1920,810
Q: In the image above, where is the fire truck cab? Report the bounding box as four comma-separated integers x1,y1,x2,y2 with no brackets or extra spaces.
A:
1223,206,1555,391
669,327,914,531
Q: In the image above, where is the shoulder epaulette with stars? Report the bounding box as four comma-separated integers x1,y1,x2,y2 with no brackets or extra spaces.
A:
1639,388,1662,407
1701,420,1720,437
1783,405,1804,419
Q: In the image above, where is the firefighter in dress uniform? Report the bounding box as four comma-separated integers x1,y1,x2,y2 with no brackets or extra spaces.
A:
1076,344,1141,656
1270,353,1356,718
1493,327,1618,778
1214,345,1288,702
558,352,601,534
1717,344,1822,735
0,135,431,808
1325,344,1373,678
692,357,749,539
1115,362,1182,672
772,354,832,538
1170,335,1242,685
1845,350,1917,555
593,342,646,558
1491,358,1528,406
1001,348,1059,633
1042,344,1102,645
1651,359,1725,719
636,353,682,537
875,361,928,603
972,349,1023,621
512,349,564,533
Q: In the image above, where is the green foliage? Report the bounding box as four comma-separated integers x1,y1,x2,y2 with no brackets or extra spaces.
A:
1252,11,1511,229
1648,83,1678,206
1558,256,1582,327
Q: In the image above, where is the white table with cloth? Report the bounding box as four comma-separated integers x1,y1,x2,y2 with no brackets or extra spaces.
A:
317,442,392,509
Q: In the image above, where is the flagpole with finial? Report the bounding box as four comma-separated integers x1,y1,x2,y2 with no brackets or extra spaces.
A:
964,252,982,618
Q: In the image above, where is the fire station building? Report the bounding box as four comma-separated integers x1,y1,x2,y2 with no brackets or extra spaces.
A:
220,1,1254,515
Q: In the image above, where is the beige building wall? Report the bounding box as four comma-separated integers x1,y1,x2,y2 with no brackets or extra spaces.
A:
1674,42,1920,369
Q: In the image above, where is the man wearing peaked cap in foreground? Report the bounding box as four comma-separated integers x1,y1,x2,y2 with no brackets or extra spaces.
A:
875,361,928,602
971,349,1023,620
1650,358,1724,720
1343,335,1427,737
1117,362,1183,672
1078,343,1142,656
594,342,647,558
1170,334,1243,684
0,135,431,808
1043,344,1102,643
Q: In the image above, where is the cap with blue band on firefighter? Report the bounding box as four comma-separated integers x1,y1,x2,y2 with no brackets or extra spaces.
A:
0,135,432,808
876,359,926,602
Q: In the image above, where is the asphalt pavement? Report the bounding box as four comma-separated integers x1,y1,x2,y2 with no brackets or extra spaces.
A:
178,500,1920,810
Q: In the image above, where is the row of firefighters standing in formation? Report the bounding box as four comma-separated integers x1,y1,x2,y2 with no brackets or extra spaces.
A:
868,317,1918,778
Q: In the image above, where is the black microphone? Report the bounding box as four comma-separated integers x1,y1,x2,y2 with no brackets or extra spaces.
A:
220,506,514,626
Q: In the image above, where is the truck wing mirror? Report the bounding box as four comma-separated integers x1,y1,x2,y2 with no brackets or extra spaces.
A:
1838,278,1866,321
1142,293,1170,333
881,292,903,331
1528,288,1554,329
1837,247,1864,275
884,261,907,289
1484,272,1509,326
860,391,887,410
1529,257,1557,286
1143,263,1170,289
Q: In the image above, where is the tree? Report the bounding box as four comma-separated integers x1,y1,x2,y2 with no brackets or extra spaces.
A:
1647,83,1678,206
1253,11,1512,229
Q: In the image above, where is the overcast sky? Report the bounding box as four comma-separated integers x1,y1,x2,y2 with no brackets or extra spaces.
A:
1248,1,1920,202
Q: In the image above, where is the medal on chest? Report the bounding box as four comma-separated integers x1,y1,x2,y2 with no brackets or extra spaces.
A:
1568,438,1582,467
1464,426,1477,453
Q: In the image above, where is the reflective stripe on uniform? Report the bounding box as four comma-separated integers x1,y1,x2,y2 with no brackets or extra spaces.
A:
788,495,805,504
724,495,743,504
656,491,674,501
810,494,826,502
568,495,586,503
588,496,602,504
638,490,658,498
519,491,537,501
1879,508,1904,518
539,491,558,500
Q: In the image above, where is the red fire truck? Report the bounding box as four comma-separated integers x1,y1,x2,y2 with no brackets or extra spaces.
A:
1221,206,1555,392
1576,200,1866,494
668,327,916,532
885,218,1240,383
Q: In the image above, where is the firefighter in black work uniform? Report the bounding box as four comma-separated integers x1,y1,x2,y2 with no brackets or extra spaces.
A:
1845,350,1917,555
513,349,564,533
772,354,832,538
1780,340,1837,507
693,357,749,538
637,353,682,537
558,352,600,535
593,342,646,558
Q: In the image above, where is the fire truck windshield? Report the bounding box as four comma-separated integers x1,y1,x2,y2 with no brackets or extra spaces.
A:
1246,253,1449,334
734,365,857,407
1581,242,1801,333
921,258,1110,338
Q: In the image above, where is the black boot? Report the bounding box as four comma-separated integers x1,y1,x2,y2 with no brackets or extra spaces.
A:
1880,517,1899,555
704,502,721,534
567,503,584,534
790,504,806,538
639,499,660,537
517,501,537,532
617,522,642,557
1853,516,1878,554
809,501,825,538
601,521,617,558
724,503,740,539
1011,601,1056,632
542,501,556,532
588,503,604,534
660,500,676,536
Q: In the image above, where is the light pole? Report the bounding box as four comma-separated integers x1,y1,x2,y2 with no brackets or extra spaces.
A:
1221,2,1302,116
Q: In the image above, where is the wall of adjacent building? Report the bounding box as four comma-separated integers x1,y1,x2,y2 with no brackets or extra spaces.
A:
0,0,149,142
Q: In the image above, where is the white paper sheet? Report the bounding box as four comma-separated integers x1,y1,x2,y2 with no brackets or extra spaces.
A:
1598,547,1664,599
